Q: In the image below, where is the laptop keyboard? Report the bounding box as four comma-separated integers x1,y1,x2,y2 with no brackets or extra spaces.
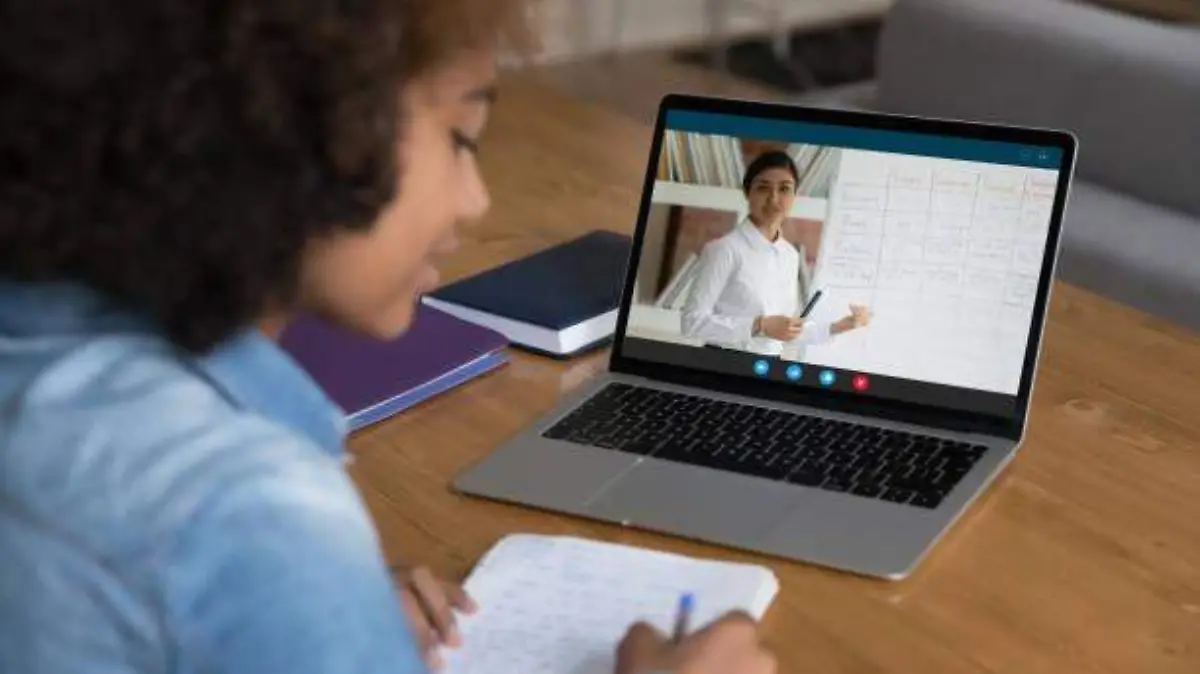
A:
542,383,988,510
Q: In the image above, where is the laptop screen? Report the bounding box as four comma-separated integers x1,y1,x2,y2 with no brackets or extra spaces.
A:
618,107,1067,419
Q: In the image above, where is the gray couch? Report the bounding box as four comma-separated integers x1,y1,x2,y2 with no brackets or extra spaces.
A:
803,0,1200,329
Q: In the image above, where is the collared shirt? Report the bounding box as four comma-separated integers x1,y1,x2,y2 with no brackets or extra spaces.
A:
681,219,833,356
0,282,426,674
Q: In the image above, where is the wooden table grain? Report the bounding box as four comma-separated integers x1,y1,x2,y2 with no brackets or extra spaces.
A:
346,74,1200,673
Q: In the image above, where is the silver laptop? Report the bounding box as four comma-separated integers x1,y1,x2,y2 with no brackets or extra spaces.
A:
454,94,1076,580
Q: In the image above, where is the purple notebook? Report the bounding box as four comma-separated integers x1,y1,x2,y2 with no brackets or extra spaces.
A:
280,304,508,431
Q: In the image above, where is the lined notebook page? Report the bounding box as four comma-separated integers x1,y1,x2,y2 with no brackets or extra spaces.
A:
444,534,779,674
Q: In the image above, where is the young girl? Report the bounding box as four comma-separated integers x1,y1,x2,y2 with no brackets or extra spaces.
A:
0,2,774,673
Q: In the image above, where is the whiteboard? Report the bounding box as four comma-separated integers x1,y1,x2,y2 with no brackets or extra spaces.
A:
803,150,1058,395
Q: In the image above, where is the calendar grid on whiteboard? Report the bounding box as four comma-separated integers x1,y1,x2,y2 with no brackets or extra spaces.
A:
803,149,1055,395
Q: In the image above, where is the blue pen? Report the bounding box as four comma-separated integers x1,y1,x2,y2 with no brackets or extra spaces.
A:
672,593,694,644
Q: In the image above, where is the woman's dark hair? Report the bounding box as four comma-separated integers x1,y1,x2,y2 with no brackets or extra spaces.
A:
0,0,533,352
741,150,800,194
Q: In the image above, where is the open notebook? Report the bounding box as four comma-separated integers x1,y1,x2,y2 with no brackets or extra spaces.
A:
444,534,779,674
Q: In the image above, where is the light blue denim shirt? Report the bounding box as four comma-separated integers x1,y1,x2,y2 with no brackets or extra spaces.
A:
0,282,427,674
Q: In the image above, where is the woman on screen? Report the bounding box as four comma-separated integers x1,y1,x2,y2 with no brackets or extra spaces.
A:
681,151,872,356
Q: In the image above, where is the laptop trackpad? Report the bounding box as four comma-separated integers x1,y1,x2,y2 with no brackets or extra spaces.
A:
586,459,800,548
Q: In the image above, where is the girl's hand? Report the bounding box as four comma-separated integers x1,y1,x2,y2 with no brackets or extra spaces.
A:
393,565,478,670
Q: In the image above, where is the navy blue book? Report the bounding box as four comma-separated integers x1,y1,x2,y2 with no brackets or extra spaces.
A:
423,230,632,357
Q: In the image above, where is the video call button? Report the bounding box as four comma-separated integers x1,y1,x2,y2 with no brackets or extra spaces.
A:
785,364,803,381
753,360,770,377
818,370,836,387
852,374,870,392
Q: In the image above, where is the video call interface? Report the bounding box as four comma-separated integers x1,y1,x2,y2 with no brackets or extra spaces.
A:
620,110,1064,417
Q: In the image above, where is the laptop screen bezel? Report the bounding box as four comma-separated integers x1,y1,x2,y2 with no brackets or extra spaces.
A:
608,94,1077,439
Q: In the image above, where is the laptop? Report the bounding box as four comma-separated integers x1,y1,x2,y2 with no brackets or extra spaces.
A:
454,94,1076,580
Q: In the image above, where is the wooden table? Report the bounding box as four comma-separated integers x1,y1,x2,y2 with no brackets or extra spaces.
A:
347,74,1200,673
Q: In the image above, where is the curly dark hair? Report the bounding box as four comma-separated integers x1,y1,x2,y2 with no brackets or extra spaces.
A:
0,0,534,352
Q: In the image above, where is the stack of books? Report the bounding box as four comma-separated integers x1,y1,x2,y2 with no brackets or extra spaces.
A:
280,230,635,430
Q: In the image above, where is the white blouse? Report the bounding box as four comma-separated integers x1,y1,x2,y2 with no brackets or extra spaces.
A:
681,219,833,356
